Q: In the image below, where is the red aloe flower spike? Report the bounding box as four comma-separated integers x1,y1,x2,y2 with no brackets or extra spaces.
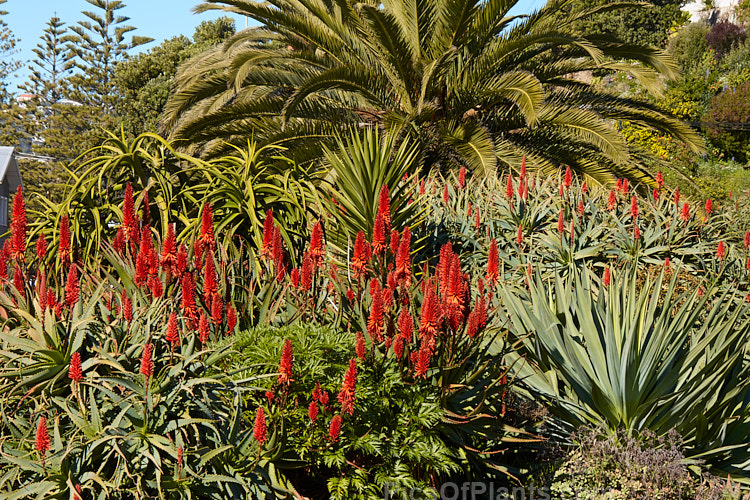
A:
603,267,611,287
312,382,322,402
419,179,425,195
664,257,671,271
622,179,629,195
616,178,623,192
467,309,479,338
176,244,188,275
376,185,392,231
253,407,267,444
65,266,79,308
717,241,725,261
226,303,237,334
210,294,223,325
308,401,319,422
203,253,218,304
705,198,713,216
563,166,572,188
309,220,324,266
351,230,370,279
141,190,150,224
291,267,301,288
474,209,480,229
160,223,178,275
656,171,664,189
634,226,641,240
272,226,287,281
300,253,314,291
745,231,750,250
389,228,400,256
140,343,154,383
582,181,588,194
419,285,439,340
557,210,565,235
278,339,293,385
516,225,523,248
653,188,660,200
458,166,466,188
607,190,616,211
412,343,431,378
442,183,450,203
578,199,585,215
570,220,575,245
329,414,342,441
506,174,513,200
122,183,139,245
395,226,412,285
486,239,499,286
35,417,50,467
520,156,527,179
181,272,198,321
397,307,414,344
166,311,180,350
10,186,27,260
393,334,404,358
13,263,25,298
198,313,210,345
199,203,215,253
36,232,47,262
630,196,638,219
120,289,133,323
69,351,83,384
674,188,680,206
371,214,387,255
337,359,357,415
681,202,690,222
367,280,385,342
355,332,366,360
113,226,125,254
261,209,274,258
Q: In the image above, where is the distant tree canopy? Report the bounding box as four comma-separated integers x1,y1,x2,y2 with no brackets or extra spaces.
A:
558,0,690,48
115,16,236,136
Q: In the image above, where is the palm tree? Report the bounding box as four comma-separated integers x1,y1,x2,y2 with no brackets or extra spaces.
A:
162,0,702,185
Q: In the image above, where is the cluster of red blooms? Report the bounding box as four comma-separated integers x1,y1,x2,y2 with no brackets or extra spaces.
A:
35,416,50,468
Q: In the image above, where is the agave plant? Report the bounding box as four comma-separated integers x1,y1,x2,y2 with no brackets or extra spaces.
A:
502,266,750,476
162,0,703,182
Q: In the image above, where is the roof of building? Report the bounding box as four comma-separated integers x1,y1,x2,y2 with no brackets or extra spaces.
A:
0,147,23,192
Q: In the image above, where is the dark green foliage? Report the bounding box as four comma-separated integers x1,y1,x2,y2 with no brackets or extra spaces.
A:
559,0,690,48
114,17,236,137
667,22,711,72
19,16,73,105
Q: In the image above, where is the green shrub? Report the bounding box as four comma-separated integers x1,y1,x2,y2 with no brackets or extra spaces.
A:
217,320,529,498
704,83,750,163
550,427,739,500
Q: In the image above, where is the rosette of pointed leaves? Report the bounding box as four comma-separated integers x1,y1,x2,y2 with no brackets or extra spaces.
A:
502,266,750,474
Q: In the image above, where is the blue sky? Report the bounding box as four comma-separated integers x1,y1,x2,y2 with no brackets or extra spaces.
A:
2,0,546,93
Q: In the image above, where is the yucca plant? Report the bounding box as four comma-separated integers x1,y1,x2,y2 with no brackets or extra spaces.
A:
502,266,750,477
323,127,426,254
